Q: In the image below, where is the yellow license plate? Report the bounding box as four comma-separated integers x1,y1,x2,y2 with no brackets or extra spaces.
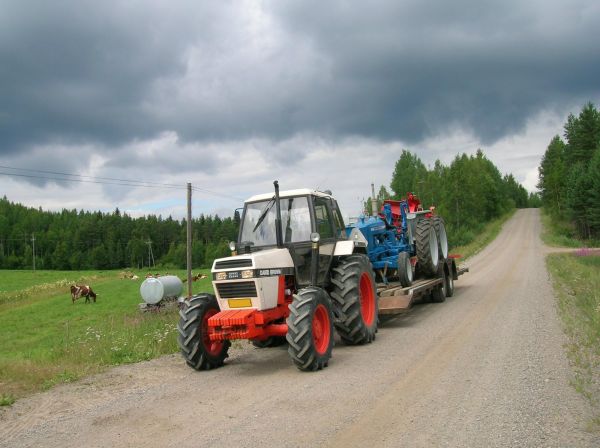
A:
228,298,253,308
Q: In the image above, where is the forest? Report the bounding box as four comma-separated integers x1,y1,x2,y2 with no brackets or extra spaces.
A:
369,149,535,247
0,149,533,270
537,102,600,240
0,199,239,270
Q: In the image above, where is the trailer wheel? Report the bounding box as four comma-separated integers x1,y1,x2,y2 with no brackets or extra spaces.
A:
251,336,287,348
445,271,455,297
286,287,334,371
431,269,447,303
398,252,413,288
416,219,439,277
330,254,378,345
177,294,230,370
433,217,448,261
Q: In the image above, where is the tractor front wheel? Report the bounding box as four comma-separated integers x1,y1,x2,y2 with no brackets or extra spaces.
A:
286,287,334,371
330,254,378,345
177,294,230,370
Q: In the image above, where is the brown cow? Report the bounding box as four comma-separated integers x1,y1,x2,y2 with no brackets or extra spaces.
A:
70,285,97,304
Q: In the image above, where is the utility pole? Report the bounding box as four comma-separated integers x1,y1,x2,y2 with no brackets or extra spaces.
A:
186,182,193,299
146,240,155,268
31,233,36,272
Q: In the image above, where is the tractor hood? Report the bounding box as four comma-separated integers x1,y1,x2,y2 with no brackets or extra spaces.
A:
212,248,294,274
211,248,294,311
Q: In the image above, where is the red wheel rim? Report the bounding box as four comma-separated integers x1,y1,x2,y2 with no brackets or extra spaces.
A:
202,308,224,357
312,304,331,355
359,272,375,326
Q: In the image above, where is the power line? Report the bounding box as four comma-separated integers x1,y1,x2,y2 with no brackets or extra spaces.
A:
191,185,243,202
0,164,244,202
0,171,182,189
0,164,185,189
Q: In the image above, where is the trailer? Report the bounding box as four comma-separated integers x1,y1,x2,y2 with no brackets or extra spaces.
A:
377,259,469,314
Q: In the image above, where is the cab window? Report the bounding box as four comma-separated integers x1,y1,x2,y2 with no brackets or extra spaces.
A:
313,197,334,239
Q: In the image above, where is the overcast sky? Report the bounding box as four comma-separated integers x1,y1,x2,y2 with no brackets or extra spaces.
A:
1,0,599,219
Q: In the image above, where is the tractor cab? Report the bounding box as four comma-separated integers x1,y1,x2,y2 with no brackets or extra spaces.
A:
235,188,348,287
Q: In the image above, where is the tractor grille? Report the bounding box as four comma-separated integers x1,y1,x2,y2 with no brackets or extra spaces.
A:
216,281,257,298
214,259,253,269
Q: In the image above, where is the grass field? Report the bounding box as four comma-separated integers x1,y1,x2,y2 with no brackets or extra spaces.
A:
540,206,600,429
547,254,600,429
0,269,213,405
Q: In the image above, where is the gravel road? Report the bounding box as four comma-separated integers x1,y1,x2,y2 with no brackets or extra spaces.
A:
1,209,598,447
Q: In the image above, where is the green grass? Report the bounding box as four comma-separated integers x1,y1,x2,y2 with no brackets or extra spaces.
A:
0,393,15,406
450,209,516,261
540,207,600,248
0,269,213,401
547,253,600,430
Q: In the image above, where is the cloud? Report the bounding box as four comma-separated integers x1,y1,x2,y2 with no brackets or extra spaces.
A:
2,0,599,156
1,0,599,215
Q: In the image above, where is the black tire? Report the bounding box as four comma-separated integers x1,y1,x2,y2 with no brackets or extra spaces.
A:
251,336,287,348
398,251,413,288
286,287,334,371
431,269,447,303
177,294,230,370
330,254,378,345
445,270,455,297
433,216,448,261
416,219,439,277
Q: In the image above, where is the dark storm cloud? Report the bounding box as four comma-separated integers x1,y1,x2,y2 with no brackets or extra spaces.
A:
1,0,599,160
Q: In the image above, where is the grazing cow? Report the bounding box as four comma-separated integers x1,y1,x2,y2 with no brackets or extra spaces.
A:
70,285,98,304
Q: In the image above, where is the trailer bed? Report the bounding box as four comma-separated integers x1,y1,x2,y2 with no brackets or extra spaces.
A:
378,265,469,315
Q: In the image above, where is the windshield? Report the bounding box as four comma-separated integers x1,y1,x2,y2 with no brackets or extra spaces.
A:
240,196,312,246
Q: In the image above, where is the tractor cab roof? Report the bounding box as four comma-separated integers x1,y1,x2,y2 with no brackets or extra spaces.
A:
245,188,333,203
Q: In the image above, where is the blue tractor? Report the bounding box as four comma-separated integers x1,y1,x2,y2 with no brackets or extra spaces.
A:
347,194,448,288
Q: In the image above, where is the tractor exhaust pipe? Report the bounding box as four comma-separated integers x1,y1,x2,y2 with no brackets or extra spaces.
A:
371,182,378,216
274,180,284,248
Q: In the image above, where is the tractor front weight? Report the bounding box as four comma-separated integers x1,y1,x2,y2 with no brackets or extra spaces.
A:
207,304,289,341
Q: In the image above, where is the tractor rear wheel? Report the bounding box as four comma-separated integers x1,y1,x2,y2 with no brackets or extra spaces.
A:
177,294,230,370
416,219,439,277
398,251,413,288
330,254,378,345
286,287,334,371
433,217,448,261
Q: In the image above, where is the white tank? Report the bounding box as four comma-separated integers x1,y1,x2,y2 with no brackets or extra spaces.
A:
140,275,183,305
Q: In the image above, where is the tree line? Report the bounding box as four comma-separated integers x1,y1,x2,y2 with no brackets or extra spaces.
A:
1,147,533,270
537,102,600,239
368,149,535,247
0,196,239,270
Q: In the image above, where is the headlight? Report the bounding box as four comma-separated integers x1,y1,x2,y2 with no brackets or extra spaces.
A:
216,272,227,280
241,270,254,279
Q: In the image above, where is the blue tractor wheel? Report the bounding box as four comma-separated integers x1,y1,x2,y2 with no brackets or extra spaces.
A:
415,219,439,277
398,252,413,287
